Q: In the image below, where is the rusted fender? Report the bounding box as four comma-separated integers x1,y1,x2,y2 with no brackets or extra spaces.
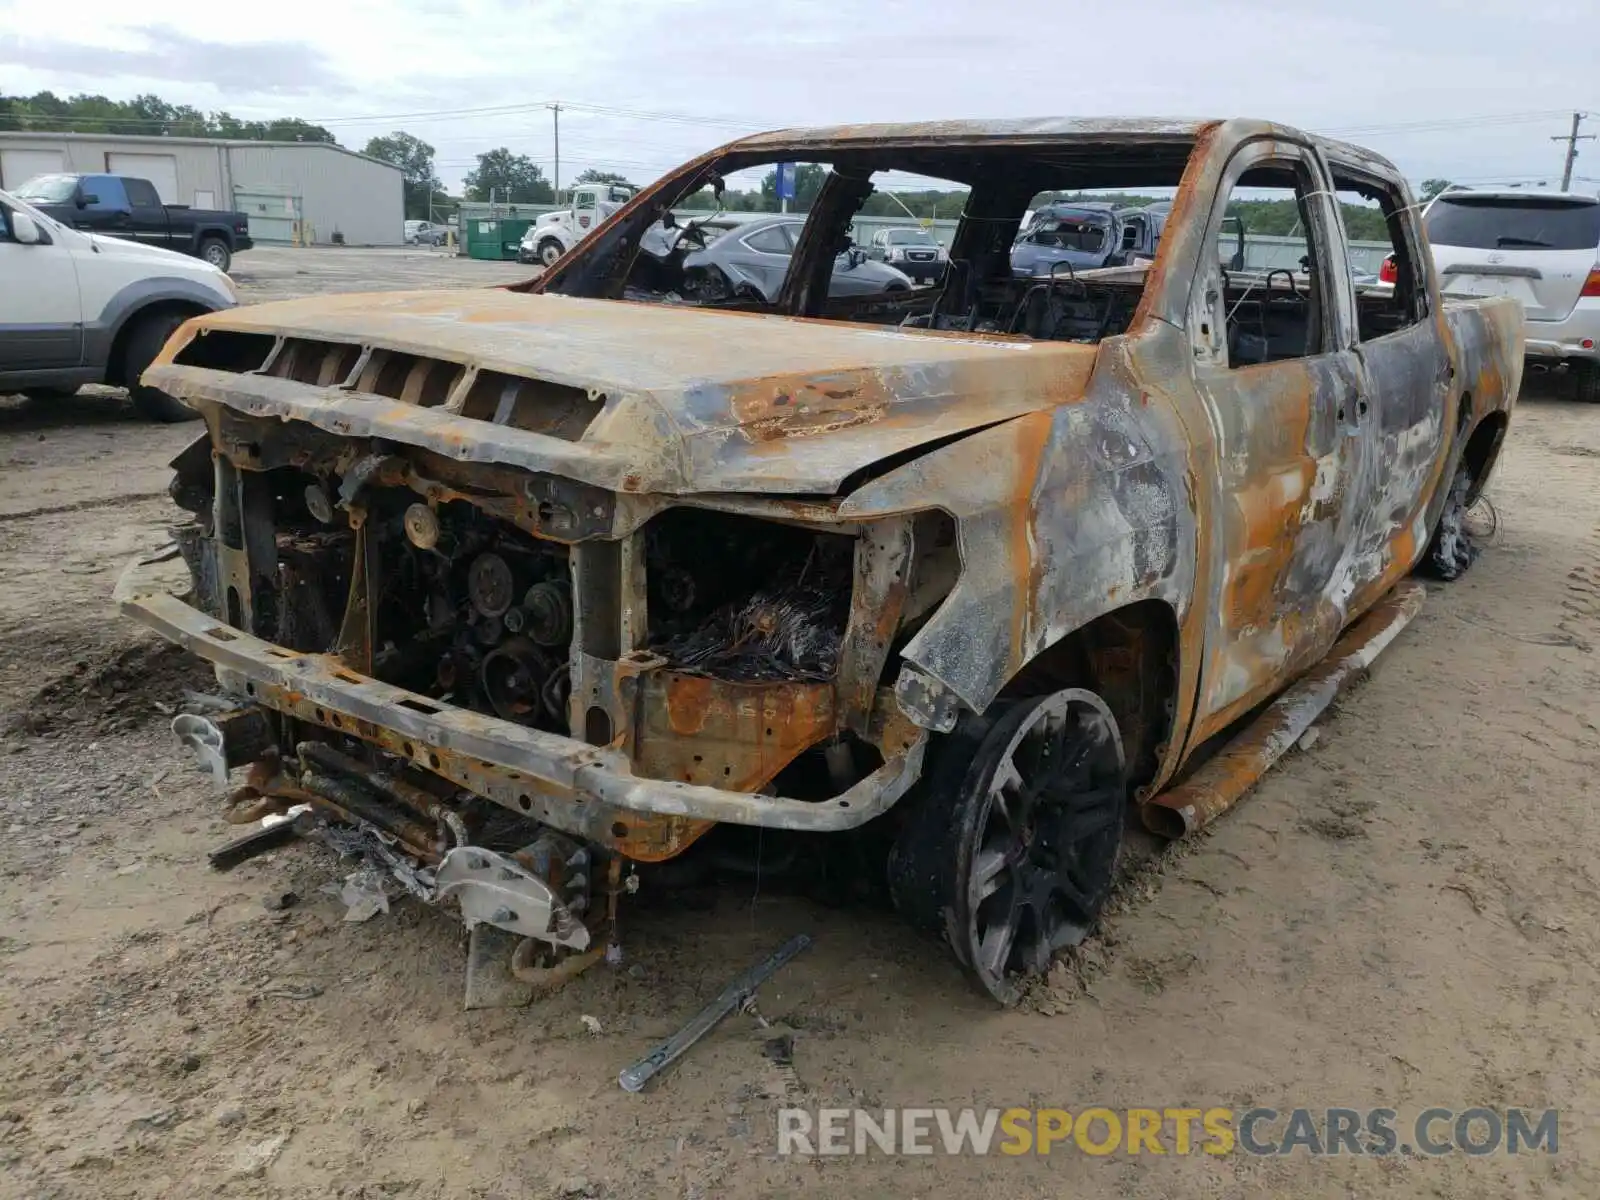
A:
840,331,1196,721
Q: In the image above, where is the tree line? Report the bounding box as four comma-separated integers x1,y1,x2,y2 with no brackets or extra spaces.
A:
0,91,337,146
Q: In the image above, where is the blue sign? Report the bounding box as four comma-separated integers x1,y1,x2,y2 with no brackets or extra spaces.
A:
776,162,796,201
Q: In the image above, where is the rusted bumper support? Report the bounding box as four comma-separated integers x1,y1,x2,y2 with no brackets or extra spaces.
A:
117,557,925,833
1140,581,1426,838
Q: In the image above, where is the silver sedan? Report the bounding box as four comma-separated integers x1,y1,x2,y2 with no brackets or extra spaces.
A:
682,215,914,302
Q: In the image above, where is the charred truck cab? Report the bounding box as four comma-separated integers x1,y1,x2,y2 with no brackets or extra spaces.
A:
119,119,1523,1006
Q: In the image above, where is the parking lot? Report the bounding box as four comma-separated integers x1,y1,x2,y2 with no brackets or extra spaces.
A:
228,244,535,303
1,247,1598,1198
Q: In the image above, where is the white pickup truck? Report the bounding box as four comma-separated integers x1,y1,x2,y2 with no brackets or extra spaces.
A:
0,186,236,421
518,183,636,267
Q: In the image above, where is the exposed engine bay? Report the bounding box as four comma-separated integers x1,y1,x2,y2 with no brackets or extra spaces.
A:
199,476,864,729
154,414,935,999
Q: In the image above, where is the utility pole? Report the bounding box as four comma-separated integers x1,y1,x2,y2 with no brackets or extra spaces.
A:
1552,112,1593,191
550,103,562,204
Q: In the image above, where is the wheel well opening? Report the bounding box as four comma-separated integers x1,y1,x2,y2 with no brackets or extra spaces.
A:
106,302,205,386
999,599,1179,793
1462,409,1509,505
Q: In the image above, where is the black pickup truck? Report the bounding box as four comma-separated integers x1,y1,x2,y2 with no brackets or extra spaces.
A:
13,173,253,271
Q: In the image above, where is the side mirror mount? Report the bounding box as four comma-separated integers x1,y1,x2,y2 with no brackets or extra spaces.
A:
660,209,677,230
76,191,98,209
11,211,44,245
847,248,866,269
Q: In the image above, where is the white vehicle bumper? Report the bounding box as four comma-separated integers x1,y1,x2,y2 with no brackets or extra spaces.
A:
1524,297,1600,361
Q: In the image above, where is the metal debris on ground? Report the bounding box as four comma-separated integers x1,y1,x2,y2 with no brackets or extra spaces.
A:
207,820,300,872
316,820,437,902
618,933,812,1093
332,865,392,923
580,1014,604,1035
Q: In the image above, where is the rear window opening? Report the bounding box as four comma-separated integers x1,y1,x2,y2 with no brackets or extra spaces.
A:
1424,194,1600,252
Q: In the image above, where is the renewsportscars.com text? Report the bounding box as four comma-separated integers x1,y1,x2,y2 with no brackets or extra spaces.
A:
777,1106,1559,1157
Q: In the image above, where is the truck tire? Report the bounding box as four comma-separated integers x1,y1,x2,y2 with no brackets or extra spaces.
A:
538,239,565,268
888,689,1126,1006
198,237,232,272
124,310,201,423
1575,362,1600,404
1419,459,1478,581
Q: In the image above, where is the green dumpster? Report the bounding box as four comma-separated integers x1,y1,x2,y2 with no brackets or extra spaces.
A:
465,215,534,261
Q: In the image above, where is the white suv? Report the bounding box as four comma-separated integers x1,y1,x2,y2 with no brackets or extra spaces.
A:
1423,189,1600,402
0,187,236,421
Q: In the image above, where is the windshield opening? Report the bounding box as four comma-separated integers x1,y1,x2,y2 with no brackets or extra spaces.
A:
530,134,1196,346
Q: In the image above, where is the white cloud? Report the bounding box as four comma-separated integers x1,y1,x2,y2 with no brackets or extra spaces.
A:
1,0,1594,192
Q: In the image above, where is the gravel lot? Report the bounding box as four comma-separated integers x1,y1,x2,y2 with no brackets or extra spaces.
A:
1,249,1598,1198
228,244,535,302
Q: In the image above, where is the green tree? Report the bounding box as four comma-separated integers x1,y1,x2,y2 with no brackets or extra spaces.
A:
1420,178,1454,202
861,188,969,219
0,90,337,143
364,132,444,219
250,118,337,143
574,168,635,188
759,162,826,212
463,148,553,204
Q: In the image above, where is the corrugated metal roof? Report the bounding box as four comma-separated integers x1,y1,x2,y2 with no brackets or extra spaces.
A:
0,130,402,173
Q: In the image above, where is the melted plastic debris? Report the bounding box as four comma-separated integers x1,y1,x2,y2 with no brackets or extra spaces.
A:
655,585,844,681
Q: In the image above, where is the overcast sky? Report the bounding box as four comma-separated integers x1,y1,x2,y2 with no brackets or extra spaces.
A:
2,0,1596,195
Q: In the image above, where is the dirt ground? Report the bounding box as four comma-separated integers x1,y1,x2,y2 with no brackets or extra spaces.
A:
228,245,535,303
1,253,1598,1198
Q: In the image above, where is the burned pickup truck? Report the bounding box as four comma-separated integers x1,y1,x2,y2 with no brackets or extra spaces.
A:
118,119,1522,1005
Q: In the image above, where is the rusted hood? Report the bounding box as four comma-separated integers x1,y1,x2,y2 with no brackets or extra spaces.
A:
159,289,1099,495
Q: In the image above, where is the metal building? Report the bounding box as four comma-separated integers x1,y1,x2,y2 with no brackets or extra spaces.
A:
0,132,404,246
